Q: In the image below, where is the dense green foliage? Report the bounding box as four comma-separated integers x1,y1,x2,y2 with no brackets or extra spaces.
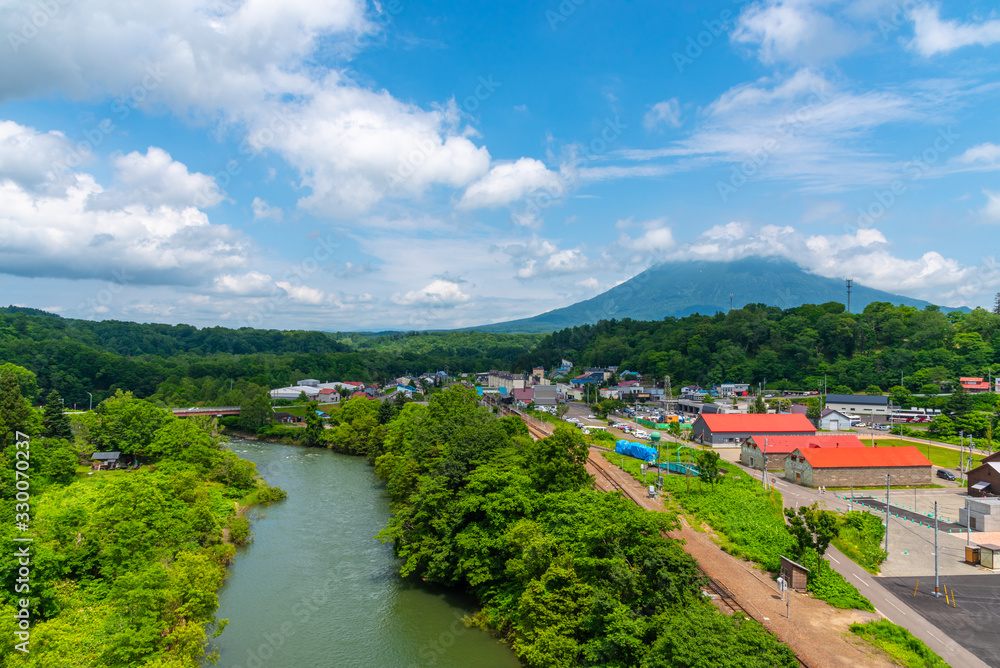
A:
373,387,796,667
0,308,539,408
521,302,1000,392
833,511,888,574
0,378,284,668
849,621,949,668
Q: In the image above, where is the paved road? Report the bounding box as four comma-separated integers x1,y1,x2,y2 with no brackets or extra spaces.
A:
733,460,990,668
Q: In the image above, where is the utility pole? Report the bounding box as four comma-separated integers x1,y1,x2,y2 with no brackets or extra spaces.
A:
934,500,940,597
846,278,853,313
763,437,769,491
960,431,965,485
730,293,734,311
885,474,890,555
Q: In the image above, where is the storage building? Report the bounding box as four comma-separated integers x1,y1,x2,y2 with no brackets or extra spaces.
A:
824,393,890,418
691,413,816,446
741,434,865,471
784,446,931,488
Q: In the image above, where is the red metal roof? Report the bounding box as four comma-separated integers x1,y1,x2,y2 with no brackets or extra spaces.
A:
747,435,865,454
697,413,816,434
792,446,932,468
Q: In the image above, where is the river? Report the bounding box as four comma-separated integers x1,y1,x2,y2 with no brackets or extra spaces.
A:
212,439,521,668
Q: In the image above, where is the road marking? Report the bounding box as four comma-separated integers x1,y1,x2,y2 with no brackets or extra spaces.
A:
926,631,950,649
828,555,840,564
852,574,870,587
883,597,907,615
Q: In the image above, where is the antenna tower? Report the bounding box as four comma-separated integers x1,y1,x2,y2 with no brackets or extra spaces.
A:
846,279,853,313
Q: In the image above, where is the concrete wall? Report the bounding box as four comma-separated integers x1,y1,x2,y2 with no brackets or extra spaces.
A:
697,427,814,446
959,498,1000,532
785,459,931,488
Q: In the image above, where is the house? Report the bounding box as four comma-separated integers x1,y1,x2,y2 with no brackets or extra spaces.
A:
349,391,368,400
571,372,605,386
273,411,302,424
741,434,865,470
960,377,991,393
91,451,121,470
341,381,365,390
967,451,1000,496
584,367,613,381
824,393,890,418
487,370,525,390
691,413,816,446
396,384,422,397
818,408,852,431
784,446,931,488
513,388,534,405
317,388,341,403
530,367,550,386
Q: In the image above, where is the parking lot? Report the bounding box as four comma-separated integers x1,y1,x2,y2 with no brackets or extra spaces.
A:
879,575,1000,667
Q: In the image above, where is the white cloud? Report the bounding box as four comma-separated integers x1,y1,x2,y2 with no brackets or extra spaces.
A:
392,279,471,306
0,121,75,191
500,235,590,280
643,99,682,130
670,221,989,303
459,157,563,210
954,142,1000,166
0,121,247,285
94,147,223,209
252,197,284,222
981,190,1000,223
275,281,327,305
909,5,1000,56
732,1,863,65
213,271,274,296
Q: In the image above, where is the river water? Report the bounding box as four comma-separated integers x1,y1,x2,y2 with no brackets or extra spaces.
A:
212,439,521,668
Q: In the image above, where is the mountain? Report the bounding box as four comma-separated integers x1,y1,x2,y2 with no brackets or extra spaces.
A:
470,257,969,333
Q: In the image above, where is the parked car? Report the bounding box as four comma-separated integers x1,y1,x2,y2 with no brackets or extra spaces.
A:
936,469,956,481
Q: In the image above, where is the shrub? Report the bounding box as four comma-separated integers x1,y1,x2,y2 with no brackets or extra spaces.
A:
850,621,948,667
228,515,252,546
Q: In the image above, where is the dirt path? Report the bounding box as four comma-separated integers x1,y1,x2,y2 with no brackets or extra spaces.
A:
586,450,894,668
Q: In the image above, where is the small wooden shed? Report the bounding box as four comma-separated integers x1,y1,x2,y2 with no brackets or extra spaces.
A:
780,555,810,591
978,544,1000,570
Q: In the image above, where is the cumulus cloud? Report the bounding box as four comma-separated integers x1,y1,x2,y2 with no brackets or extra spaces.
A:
0,120,248,285
669,221,990,304
0,121,75,191
251,197,284,222
732,0,863,65
953,142,1000,166
275,281,327,305
500,235,590,279
93,147,223,209
392,279,471,306
909,5,1000,56
643,99,682,130
212,271,275,296
459,157,563,210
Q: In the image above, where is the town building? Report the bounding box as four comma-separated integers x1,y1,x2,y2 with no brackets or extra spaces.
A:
317,388,341,403
716,383,750,398
959,498,1000,532
960,377,991,393
691,413,816,445
273,412,302,424
784,446,931,488
824,393,891,418
741,434,865,471
967,451,1000,496
571,371,605,386
818,408,852,431
487,370,525,390
533,385,558,407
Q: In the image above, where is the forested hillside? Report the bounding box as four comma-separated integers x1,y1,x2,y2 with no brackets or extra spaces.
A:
518,302,1000,392
0,309,540,408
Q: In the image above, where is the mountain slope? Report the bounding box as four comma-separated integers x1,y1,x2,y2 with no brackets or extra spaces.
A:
471,258,967,333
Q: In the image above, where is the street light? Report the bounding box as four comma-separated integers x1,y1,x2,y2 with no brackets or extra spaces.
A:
87,391,93,411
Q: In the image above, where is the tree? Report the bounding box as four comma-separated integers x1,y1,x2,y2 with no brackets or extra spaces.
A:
994,291,1000,316
239,389,273,431
888,385,911,409
947,384,974,417
702,395,715,404
0,369,37,444
750,395,767,414
527,426,591,493
920,383,941,395
864,385,883,396
697,450,721,489
304,400,325,445
805,398,821,424
784,503,839,574
42,390,73,440
83,390,171,456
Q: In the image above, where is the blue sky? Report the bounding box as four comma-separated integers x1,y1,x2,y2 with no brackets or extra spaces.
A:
2,0,1000,330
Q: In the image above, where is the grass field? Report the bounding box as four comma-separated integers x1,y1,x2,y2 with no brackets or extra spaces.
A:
279,402,341,418
869,438,981,471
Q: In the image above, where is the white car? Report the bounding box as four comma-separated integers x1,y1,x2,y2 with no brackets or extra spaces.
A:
587,414,596,419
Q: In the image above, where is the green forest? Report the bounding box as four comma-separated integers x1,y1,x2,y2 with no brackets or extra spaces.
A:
0,366,284,667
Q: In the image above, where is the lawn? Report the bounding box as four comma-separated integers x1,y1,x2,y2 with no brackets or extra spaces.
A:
869,438,978,471
280,402,341,418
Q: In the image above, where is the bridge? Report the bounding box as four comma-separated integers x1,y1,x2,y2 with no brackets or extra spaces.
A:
172,406,241,418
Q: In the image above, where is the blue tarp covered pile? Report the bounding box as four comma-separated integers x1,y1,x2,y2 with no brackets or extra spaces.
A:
615,440,658,463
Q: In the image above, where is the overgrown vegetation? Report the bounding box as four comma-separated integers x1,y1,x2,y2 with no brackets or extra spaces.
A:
850,621,949,668
833,511,888,574
372,387,797,667
0,365,284,667
603,454,873,611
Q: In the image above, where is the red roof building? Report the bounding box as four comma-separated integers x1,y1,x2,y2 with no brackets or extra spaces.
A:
960,377,991,393
786,446,932,487
692,413,816,445
742,434,865,470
